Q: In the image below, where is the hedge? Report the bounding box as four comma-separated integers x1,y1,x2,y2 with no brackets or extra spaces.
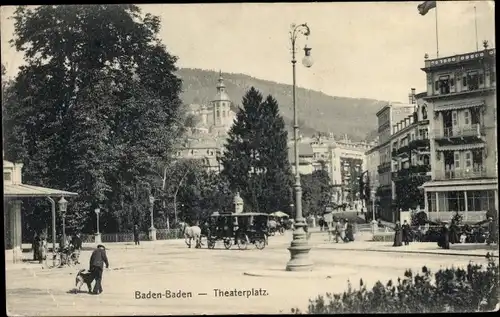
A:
291,253,499,313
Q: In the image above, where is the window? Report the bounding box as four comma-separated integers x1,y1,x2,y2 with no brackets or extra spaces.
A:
422,105,428,119
438,75,451,94
465,151,472,168
427,193,437,212
452,111,458,127
445,191,466,212
454,152,460,169
4,172,11,181
467,71,480,90
463,109,470,125
466,190,496,211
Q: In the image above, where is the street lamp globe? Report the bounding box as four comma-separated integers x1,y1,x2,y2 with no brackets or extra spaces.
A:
302,45,313,68
58,197,68,213
149,195,155,204
94,208,100,215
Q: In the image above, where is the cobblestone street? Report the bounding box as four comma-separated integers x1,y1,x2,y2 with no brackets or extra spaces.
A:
6,232,495,315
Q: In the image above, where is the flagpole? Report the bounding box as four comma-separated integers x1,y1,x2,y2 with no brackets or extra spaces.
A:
474,5,479,51
435,2,439,58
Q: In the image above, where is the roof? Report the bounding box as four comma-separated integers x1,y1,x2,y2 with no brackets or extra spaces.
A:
288,143,314,163
4,184,79,198
213,91,231,102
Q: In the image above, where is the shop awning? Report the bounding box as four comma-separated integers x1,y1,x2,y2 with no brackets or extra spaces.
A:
3,184,78,198
436,143,485,152
434,101,485,112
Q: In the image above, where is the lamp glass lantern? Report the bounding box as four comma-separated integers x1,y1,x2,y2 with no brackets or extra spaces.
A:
58,197,68,213
302,45,313,68
94,208,100,215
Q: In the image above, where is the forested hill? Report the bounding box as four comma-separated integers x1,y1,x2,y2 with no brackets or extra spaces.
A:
176,68,388,141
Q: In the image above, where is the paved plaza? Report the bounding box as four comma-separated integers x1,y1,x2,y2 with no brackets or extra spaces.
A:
6,231,497,315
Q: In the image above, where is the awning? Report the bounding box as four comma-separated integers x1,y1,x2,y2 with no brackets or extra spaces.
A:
434,101,485,112
3,184,78,198
436,143,485,152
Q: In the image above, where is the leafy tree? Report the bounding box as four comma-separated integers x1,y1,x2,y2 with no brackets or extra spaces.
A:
395,176,428,211
301,170,332,216
4,5,183,233
221,87,293,213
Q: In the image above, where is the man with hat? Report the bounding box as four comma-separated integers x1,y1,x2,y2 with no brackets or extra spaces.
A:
89,244,109,295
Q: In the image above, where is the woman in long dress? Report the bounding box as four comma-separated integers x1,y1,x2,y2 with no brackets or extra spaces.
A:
393,221,403,247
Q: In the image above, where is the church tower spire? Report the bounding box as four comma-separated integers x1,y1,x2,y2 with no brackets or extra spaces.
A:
216,70,226,93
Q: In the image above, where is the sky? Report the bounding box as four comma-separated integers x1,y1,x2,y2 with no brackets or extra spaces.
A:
0,2,496,102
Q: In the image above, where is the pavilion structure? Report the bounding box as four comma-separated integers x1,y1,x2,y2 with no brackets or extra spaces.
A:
3,158,78,263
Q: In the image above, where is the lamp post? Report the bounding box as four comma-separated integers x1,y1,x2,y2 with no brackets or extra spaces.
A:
95,208,101,244
286,23,314,272
149,195,156,241
58,197,68,245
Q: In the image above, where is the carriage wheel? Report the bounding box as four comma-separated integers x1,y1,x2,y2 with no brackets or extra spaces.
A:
223,239,232,249
255,238,266,250
207,238,216,249
237,235,248,250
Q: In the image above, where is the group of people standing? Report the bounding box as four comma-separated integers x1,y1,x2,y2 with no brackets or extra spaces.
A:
392,220,412,247
330,218,354,243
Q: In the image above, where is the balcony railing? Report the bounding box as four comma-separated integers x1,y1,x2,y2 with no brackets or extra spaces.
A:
434,124,485,139
392,165,431,179
408,138,430,150
377,162,391,173
435,164,488,180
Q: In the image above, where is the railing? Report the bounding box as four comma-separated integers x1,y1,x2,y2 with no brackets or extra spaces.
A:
393,165,431,179
80,229,183,243
408,138,430,150
434,124,485,139
435,165,487,180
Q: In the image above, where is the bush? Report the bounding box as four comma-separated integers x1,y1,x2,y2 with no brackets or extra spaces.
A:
291,254,499,314
372,233,394,242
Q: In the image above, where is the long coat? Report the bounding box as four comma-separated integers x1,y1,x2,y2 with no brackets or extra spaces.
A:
438,226,450,249
346,223,354,242
393,224,403,247
402,224,411,243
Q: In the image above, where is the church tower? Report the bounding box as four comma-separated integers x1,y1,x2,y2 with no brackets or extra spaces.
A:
211,71,232,134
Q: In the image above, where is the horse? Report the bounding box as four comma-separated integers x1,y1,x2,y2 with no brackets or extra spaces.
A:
178,221,202,248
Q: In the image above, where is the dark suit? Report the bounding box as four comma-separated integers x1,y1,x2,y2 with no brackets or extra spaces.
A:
89,248,109,294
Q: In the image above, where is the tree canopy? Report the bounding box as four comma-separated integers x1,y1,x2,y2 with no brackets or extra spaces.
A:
221,87,293,214
3,5,184,233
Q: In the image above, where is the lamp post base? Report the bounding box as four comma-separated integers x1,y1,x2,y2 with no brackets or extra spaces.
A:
95,233,102,244
149,227,157,241
285,224,313,272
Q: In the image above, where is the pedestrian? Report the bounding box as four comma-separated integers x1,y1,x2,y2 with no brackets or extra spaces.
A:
133,224,140,245
345,219,354,242
393,221,403,247
402,220,411,245
334,219,342,243
487,216,498,245
438,222,450,249
32,232,40,261
340,219,347,242
71,232,83,264
89,244,109,295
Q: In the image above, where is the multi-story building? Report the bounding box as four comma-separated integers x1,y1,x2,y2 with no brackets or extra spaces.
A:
421,43,497,222
176,72,236,172
289,134,371,205
364,139,380,215
375,102,416,221
390,91,431,214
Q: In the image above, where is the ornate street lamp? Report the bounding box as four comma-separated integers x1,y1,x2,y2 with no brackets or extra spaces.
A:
286,23,314,272
95,208,101,243
58,197,68,245
149,195,156,241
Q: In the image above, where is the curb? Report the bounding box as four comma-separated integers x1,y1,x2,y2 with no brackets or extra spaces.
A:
314,246,498,258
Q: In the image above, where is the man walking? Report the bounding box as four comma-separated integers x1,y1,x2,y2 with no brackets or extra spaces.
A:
133,224,140,245
402,220,411,245
89,244,109,295
334,219,342,243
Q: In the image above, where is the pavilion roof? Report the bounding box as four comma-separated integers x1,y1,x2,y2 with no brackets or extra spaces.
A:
4,184,78,198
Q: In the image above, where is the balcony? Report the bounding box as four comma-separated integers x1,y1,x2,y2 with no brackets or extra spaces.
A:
377,162,391,174
392,165,431,180
408,138,430,151
435,165,488,180
434,124,486,139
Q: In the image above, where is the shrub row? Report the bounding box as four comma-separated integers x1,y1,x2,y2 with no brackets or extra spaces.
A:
292,254,499,314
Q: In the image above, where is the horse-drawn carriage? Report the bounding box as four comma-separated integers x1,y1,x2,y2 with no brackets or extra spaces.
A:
268,211,290,235
206,212,269,250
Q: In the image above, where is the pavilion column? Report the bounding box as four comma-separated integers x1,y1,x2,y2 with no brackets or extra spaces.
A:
9,200,23,263
435,192,440,219
464,190,468,222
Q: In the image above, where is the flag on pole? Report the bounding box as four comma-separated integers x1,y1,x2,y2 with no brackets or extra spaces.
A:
417,1,437,16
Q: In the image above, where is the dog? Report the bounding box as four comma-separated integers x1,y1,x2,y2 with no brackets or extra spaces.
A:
74,269,94,293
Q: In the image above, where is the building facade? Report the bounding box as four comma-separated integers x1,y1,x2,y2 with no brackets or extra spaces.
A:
390,92,431,215
421,44,497,222
375,102,416,221
176,72,236,172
